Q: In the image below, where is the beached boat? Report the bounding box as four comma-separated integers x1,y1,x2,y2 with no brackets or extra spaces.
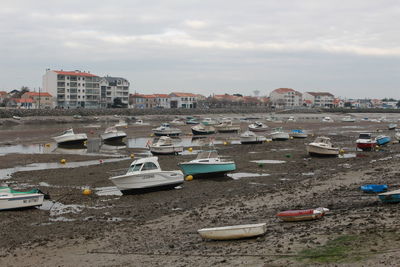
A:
134,119,147,125
375,135,391,146
270,127,289,141
170,118,185,125
149,136,183,155
100,126,127,142
198,223,267,240
115,120,128,127
201,118,219,126
191,124,216,135
240,131,266,144
388,123,397,130
307,136,339,156
395,130,400,141
178,150,236,177
53,128,88,146
287,116,296,122
341,116,356,122
185,118,199,125
322,116,334,123
356,133,376,151
378,189,400,203
215,121,241,133
276,207,329,222
290,129,308,138
109,157,184,194
152,123,182,137
248,122,269,132
0,187,44,211
12,116,21,120
360,184,388,193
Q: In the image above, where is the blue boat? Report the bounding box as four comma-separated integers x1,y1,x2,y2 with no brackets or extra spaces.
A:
375,135,391,146
360,184,388,193
290,129,308,138
178,150,236,177
378,189,400,203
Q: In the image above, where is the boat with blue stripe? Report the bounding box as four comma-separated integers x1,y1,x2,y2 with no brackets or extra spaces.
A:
375,135,391,146
378,189,400,203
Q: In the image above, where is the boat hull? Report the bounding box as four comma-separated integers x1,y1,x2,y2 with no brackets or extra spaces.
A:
191,129,215,135
179,162,236,176
240,137,266,144
0,193,44,210
307,144,339,156
198,223,267,240
153,131,181,137
379,194,400,203
53,134,88,145
277,209,325,222
150,146,184,155
376,136,391,146
109,171,184,194
356,142,376,151
271,133,289,141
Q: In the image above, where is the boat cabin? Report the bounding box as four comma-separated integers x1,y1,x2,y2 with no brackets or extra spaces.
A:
127,157,161,173
196,150,219,160
358,133,372,140
313,136,332,145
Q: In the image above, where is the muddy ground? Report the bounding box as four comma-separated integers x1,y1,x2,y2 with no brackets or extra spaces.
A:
1,113,400,266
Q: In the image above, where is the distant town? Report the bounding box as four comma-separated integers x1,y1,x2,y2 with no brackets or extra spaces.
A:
1,69,399,110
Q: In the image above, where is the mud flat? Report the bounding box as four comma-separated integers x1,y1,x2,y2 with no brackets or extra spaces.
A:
1,113,400,266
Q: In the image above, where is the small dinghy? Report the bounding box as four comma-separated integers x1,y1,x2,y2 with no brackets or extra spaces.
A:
276,207,329,222
360,184,388,193
0,187,45,211
198,223,267,240
378,189,400,203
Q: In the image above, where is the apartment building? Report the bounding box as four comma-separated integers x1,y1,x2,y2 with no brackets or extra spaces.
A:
153,94,170,108
269,88,302,108
100,76,130,108
303,92,334,108
42,70,101,108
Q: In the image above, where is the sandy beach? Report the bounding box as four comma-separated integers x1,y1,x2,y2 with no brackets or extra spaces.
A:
1,113,400,266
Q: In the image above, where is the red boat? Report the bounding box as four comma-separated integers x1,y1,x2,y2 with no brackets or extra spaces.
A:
276,207,329,222
356,133,376,151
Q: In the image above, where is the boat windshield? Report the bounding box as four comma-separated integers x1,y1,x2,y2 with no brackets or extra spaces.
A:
359,133,371,139
196,150,219,159
128,163,142,172
62,129,74,135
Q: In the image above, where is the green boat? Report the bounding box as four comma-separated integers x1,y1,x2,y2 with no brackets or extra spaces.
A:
178,150,236,177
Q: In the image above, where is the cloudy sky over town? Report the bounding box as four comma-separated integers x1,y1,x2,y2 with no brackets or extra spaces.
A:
1,0,399,98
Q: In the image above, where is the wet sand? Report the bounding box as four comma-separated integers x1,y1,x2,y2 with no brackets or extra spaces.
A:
1,113,400,266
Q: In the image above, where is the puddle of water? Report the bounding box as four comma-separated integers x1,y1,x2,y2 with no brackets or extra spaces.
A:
227,172,270,180
0,157,130,180
338,153,357,158
95,186,123,196
250,160,286,164
302,172,315,176
49,217,76,222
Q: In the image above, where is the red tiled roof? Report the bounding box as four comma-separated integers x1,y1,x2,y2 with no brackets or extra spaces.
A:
0,91,7,95
152,94,170,98
306,92,334,97
23,92,52,97
272,88,295,94
304,100,312,104
170,92,197,97
54,70,97,77
13,98,36,103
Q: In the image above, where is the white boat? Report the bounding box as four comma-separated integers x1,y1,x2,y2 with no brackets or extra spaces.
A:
307,136,339,156
170,118,185,125
240,131,266,144
0,187,44,211
191,124,216,135
201,118,219,126
198,223,267,240
291,129,308,138
152,123,182,136
100,126,127,142
322,117,334,123
395,130,400,141
388,123,397,130
134,119,148,125
53,128,88,145
287,116,296,122
341,116,356,122
270,127,289,141
215,121,241,133
109,157,184,194
115,120,128,127
12,116,21,120
248,121,269,132
149,136,183,155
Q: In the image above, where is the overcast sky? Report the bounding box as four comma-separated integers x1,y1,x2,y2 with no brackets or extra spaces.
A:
1,0,399,98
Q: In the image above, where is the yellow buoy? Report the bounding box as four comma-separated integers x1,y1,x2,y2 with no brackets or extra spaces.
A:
223,141,228,145
45,143,51,147
188,147,193,152
290,136,294,140
130,153,135,159
150,133,154,137
339,149,345,154
84,141,87,145
82,189,92,195
185,175,194,181
60,159,66,164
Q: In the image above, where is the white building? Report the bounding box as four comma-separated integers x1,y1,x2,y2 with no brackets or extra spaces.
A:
43,70,101,108
169,92,197,108
153,94,170,108
100,76,130,107
303,92,335,108
269,88,302,108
